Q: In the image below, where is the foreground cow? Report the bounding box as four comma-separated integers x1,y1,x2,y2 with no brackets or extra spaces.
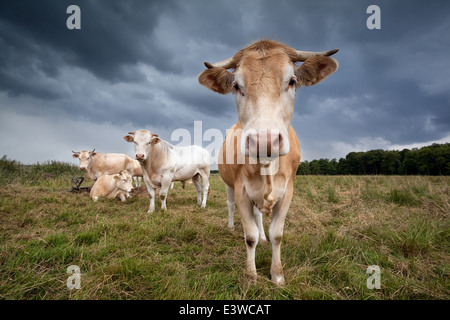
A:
90,170,134,202
124,130,210,212
72,149,142,183
198,39,338,285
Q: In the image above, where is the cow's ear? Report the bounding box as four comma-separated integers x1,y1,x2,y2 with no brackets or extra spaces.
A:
72,153,80,158
151,137,161,145
123,135,134,143
295,56,338,87
198,68,234,94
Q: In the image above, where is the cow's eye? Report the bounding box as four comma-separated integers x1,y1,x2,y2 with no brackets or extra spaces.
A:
234,84,244,96
288,78,296,86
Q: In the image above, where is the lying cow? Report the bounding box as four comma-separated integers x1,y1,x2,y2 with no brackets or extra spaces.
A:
72,149,143,184
124,130,210,213
90,170,134,202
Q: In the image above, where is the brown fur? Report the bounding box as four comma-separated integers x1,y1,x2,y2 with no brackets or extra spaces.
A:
219,121,300,215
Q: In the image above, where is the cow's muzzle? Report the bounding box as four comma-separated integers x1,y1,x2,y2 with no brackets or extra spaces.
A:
243,129,285,159
135,154,145,161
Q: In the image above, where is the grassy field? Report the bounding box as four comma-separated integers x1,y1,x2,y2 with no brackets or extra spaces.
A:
0,164,449,299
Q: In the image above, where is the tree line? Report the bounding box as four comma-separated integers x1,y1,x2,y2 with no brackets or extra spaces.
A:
297,143,450,175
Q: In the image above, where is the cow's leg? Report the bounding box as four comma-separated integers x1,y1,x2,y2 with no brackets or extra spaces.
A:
159,174,172,211
119,193,127,202
142,172,156,213
200,171,209,208
170,182,174,189
226,185,235,231
253,206,267,242
147,187,156,213
269,180,294,286
137,177,142,188
235,185,259,281
191,173,202,206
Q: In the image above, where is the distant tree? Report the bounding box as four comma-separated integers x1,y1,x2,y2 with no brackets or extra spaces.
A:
297,160,310,175
337,158,348,174
381,151,401,174
296,143,450,176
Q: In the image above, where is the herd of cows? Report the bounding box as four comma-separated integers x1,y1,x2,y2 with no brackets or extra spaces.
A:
72,40,339,285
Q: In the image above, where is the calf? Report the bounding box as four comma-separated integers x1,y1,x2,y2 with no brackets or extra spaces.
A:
90,170,134,202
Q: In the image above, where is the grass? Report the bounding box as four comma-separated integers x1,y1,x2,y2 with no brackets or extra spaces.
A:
0,164,449,299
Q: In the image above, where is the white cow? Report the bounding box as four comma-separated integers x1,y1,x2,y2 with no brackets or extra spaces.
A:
124,130,210,213
90,170,134,202
72,149,142,183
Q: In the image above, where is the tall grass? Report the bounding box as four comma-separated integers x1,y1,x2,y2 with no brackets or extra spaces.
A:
0,155,82,187
0,166,449,300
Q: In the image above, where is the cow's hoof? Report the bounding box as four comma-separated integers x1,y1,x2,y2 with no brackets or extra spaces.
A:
271,274,285,287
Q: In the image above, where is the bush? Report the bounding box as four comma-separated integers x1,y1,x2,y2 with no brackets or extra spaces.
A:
0,155,22,182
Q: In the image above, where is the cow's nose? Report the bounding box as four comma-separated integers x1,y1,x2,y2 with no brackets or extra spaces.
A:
80,166,86,170
246,130,282,158
135,154,145,160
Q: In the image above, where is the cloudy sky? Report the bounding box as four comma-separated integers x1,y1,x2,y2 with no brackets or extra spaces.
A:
1,0,449,168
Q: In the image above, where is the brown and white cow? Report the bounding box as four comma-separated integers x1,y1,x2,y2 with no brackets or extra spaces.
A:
72,149,142,184
90,170,134,202
198,40,338,285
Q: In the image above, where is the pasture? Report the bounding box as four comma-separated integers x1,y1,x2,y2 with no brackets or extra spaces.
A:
0,162,449,299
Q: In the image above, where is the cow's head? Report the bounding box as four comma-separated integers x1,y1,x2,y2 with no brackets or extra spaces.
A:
123,130,160,162
72,149,96,170
114,170,134,193
198,40,338,159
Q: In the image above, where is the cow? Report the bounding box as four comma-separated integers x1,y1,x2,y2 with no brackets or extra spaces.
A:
123,130,210,213
71,149,140,183
90,169,134,202
198,39,338,285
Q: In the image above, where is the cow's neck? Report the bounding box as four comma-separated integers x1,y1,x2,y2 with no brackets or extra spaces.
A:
144,142,169,174
87,154,100,180
257,160,277,215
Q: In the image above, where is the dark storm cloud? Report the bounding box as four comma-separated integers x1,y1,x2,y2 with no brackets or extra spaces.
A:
0,0,449,164
287,0,450,149
0,0,180,94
